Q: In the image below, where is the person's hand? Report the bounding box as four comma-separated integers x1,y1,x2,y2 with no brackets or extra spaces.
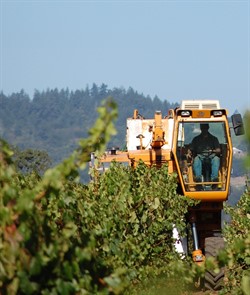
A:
186,149,192,160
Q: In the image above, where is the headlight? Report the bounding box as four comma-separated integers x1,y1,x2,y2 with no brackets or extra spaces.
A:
181,111,191,117
212,110,223,117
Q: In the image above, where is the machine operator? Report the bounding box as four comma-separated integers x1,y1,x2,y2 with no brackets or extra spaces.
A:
190,123,221,188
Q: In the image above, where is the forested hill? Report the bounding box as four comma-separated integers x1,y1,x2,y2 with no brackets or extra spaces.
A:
0,84,178,165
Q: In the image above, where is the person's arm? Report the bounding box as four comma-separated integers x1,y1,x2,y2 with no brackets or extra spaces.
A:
210,147,221,155
189,138,197,156
210,137,221,155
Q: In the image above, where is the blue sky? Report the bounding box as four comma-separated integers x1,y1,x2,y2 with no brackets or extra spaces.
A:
0,0,249,115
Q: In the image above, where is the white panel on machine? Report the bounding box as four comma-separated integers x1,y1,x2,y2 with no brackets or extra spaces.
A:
162,118,174,150
127,119,153,151
126,117,174,151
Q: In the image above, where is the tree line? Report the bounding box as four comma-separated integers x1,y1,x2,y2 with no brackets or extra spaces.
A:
0,84,178,167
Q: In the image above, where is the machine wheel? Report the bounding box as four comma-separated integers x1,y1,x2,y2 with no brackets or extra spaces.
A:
204,237,225,291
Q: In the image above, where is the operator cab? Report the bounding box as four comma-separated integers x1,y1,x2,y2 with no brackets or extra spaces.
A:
173,100,244,201
176,121,229,193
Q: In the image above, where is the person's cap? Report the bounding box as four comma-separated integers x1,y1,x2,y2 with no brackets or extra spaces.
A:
200,123,209,130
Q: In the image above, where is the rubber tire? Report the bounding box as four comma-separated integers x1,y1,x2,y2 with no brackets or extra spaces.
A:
204,237,225,291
